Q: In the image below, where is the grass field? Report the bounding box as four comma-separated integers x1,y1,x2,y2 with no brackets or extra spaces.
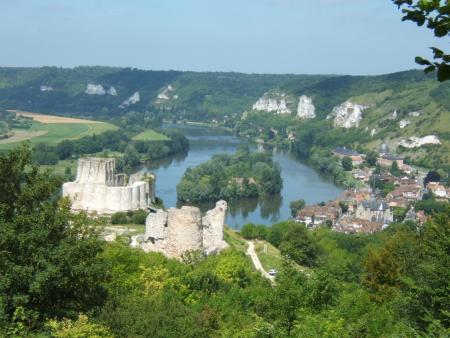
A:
0,111,117,150
224,227,248,252
40,159,78,176
132,129,170,142
254,241,284,272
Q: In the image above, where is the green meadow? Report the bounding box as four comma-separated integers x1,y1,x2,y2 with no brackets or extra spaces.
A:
132,129,171,142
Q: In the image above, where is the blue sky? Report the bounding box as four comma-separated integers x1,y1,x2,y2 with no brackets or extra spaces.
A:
0,0,446,75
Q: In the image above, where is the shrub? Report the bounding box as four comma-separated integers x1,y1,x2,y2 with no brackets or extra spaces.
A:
131,209,148,225
111,212,129,224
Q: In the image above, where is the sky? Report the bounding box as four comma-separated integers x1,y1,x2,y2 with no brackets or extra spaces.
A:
0,0,447,75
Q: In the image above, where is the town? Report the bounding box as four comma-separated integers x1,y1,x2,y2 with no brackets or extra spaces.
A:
295,142,448,234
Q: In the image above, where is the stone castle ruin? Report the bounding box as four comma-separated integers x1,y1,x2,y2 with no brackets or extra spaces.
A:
142,200,229,258
63,157,154,213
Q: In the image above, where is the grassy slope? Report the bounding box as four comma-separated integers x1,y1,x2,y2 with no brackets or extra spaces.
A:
132,129,171,141
0,120,117,150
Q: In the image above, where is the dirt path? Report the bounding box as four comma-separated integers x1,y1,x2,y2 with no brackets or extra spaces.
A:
0,129,48,144
8,110,102,124
246,240,275,283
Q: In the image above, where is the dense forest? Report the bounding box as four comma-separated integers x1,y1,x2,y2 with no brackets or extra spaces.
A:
0,145,449,337
177,149,282,203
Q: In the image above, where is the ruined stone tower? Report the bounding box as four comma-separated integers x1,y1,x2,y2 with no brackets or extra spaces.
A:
142,200,229,258
63,157,155,213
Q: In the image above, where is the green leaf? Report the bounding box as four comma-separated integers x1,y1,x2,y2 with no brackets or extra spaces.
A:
434,25,448,37
423,65,436,73
415,56,432,66
430,47,444,58
437,63,450,82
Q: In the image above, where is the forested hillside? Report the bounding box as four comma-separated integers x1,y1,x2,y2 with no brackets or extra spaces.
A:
1,67,449,167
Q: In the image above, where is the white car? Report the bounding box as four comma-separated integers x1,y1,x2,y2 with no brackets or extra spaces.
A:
268,269,278,276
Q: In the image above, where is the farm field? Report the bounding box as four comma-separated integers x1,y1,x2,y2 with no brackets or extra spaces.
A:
0,111,117,150
132,129,170,142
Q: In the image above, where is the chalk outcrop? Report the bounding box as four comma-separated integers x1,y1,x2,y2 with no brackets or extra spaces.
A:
62,157,154,213
327,101,368,128
142,200,229,259
107,86,118,96
409,111,422,117
253,92,291,114
85,84,106,95
399,119,411,129
297,95,315,119
119,91,140,108
40,85,53,92
157,84,175,101
398,135,441,148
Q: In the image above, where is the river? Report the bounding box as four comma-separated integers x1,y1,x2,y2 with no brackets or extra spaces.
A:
142,124,343,228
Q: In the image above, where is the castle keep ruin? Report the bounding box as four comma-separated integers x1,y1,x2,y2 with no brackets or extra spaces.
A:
63,157,154,213
142,200,229,258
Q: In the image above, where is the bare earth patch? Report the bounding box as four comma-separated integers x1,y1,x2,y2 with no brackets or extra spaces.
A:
7,110,102,124
0,129,48,144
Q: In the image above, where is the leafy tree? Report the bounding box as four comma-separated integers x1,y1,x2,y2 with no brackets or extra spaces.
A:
365,150,378,167
0,145,107,330
341,156,353,171
46,314,114,338
339,201,349,214
390,160,403,177
289,199,306,217
393,0,450,81
279,223,317,266
424,169,441,187
240,223,256,239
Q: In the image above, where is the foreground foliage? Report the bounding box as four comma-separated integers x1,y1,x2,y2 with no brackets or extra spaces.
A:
1,146,449,337
0,145,108,333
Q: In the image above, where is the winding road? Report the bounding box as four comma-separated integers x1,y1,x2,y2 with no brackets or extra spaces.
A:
246,241,275,283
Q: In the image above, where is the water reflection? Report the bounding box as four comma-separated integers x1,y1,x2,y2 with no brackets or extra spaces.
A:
142,123,343,228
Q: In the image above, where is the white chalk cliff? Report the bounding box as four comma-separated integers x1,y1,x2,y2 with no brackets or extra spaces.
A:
398,135,441,148
297,95,316,119
40,85,53,92
85,84,106,95
253,92,291,114
62,157,154,213
399,119,411,129
327,101,368,128
142,200,229,259
107,86,118,96
119,91,140,108
157,85,175,101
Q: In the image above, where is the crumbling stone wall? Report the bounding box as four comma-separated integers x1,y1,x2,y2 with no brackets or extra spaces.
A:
63,157,155,213
143,200,229,258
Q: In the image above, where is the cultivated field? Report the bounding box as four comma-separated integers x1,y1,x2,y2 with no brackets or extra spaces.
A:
0,111,117,150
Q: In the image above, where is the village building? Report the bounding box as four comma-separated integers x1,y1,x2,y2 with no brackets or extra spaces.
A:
355,199,393,225
378,153,404,167
352,169,371,182
296,203,341,228
387,184,422,202
332,147,365,166
335,217,383,234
